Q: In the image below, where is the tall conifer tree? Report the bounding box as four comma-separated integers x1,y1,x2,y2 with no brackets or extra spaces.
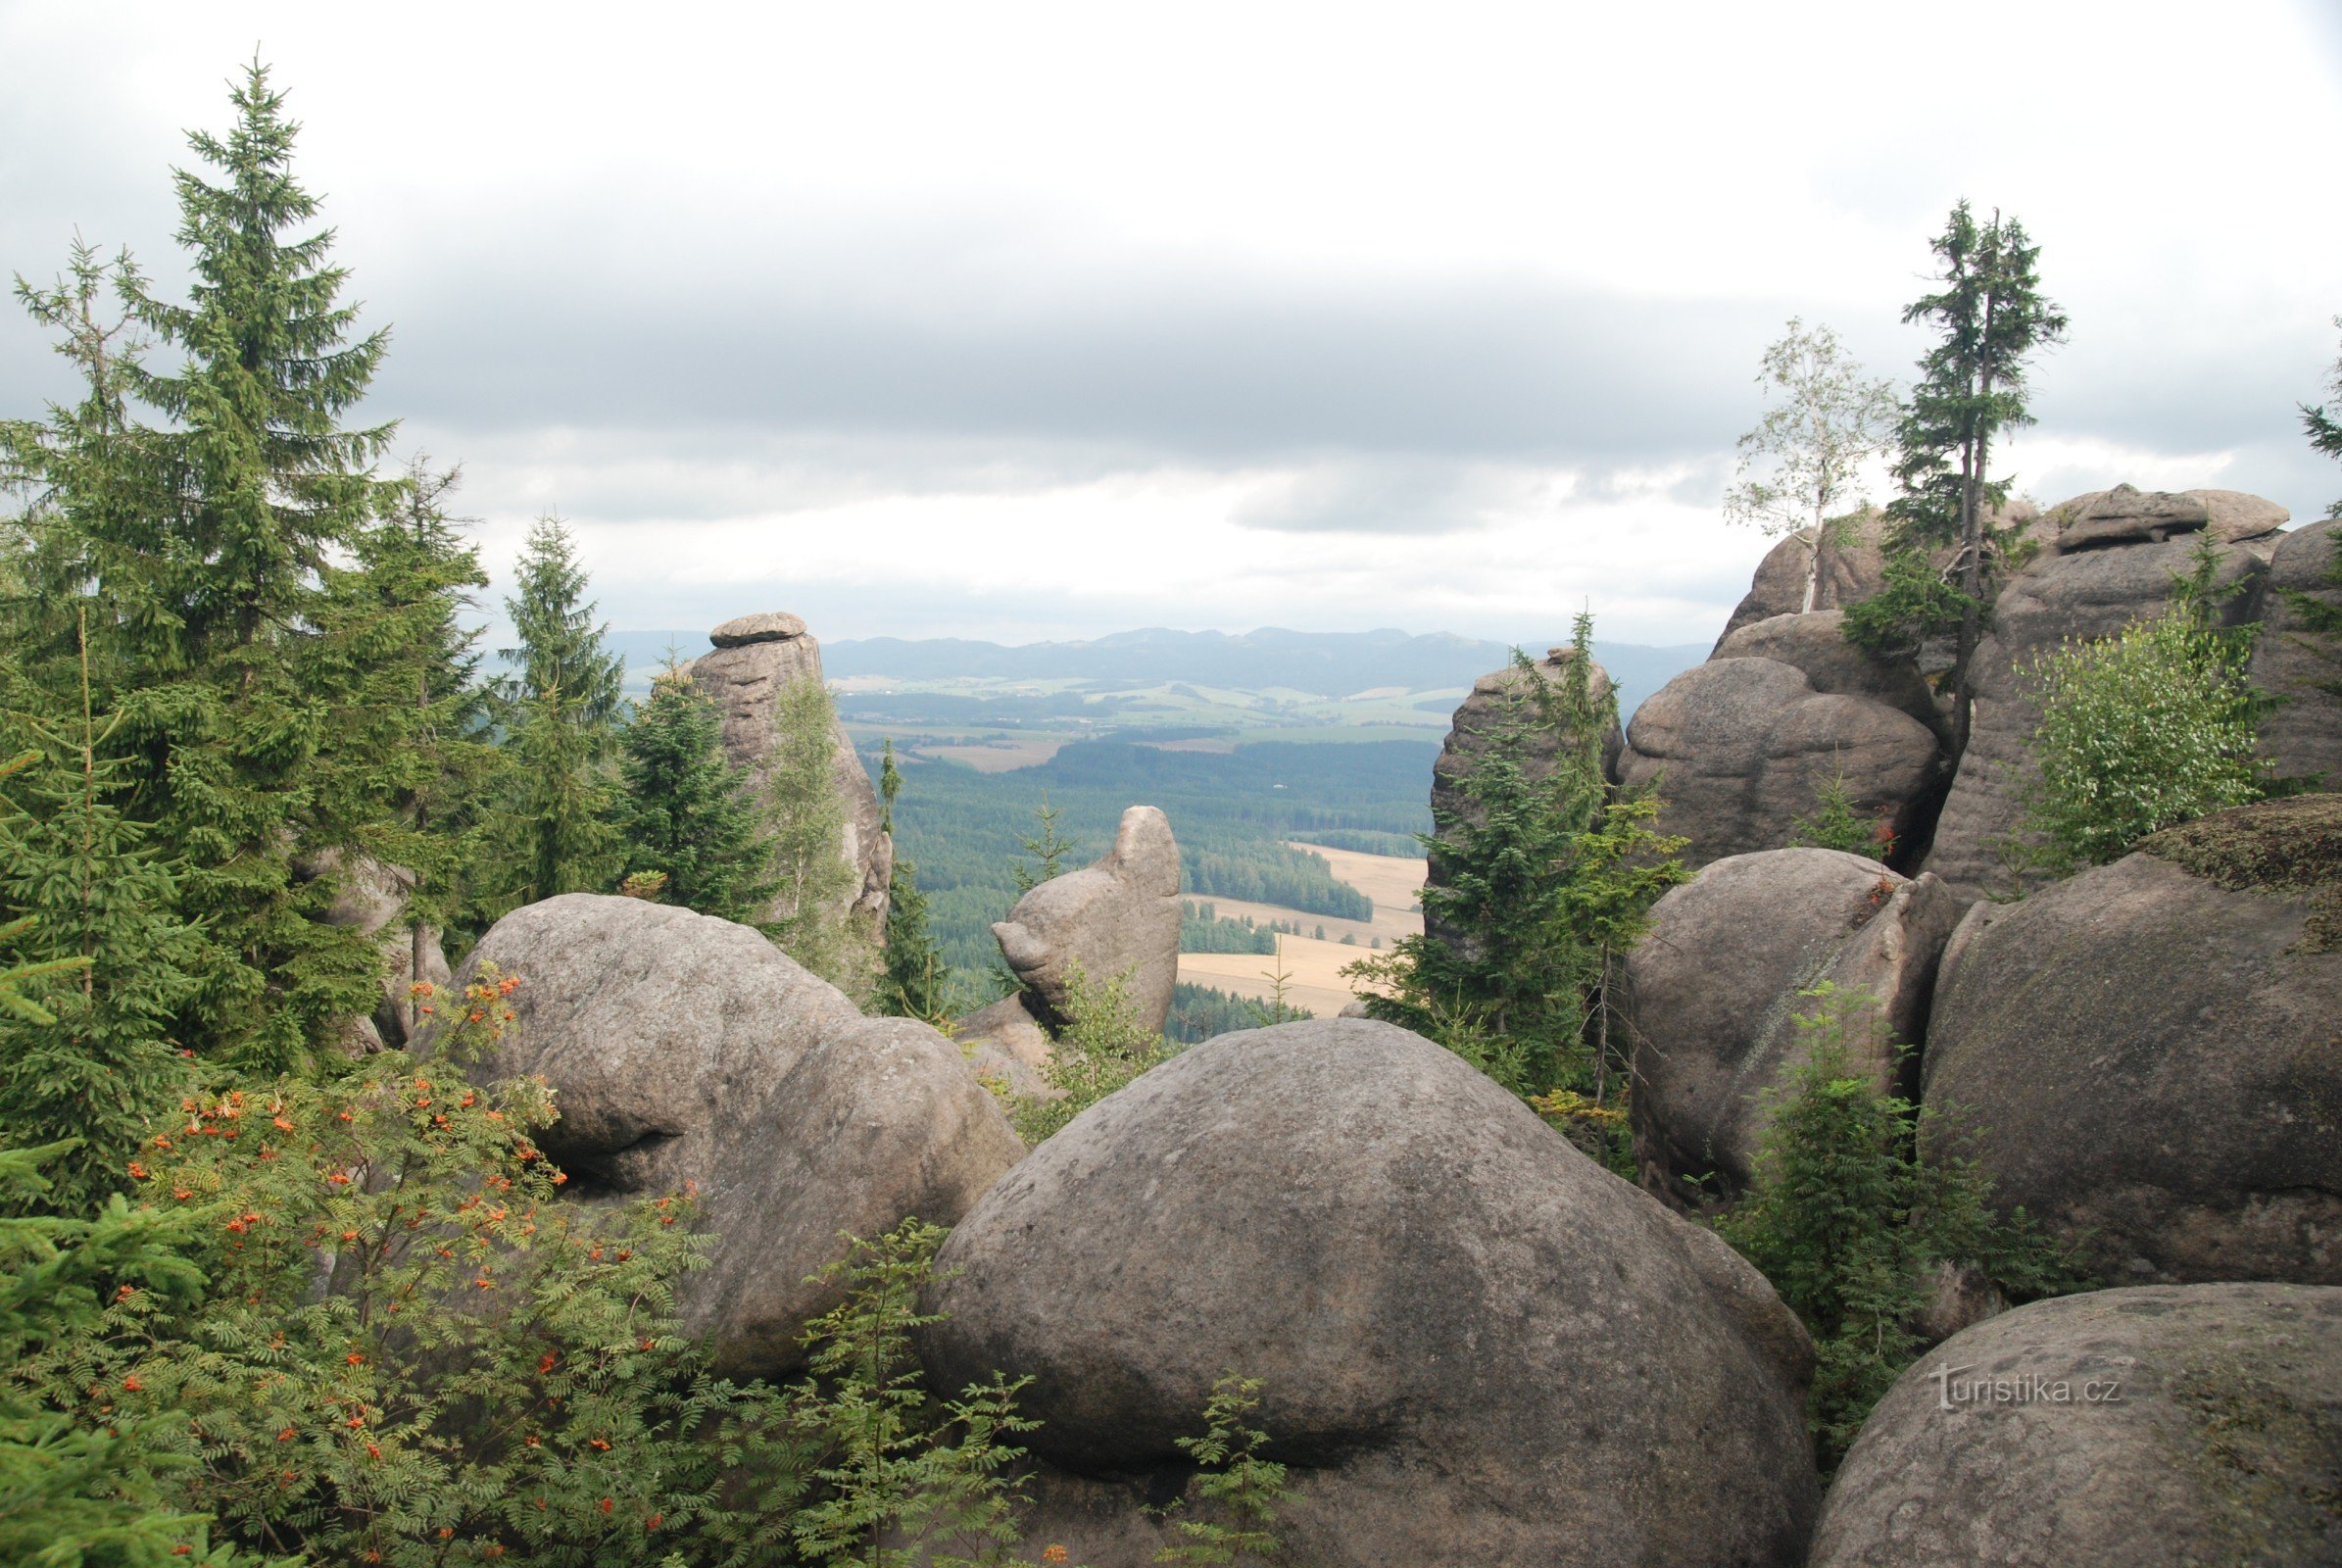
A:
491,515,623,906
875,739,948,1021
614,658,773,925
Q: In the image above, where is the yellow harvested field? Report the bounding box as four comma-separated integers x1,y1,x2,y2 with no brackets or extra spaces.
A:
1178,846,1429,1015
910,735,1066,772
1179,934,1391,1018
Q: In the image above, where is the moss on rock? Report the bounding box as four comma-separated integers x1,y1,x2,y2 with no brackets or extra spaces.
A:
2141,794,2342,953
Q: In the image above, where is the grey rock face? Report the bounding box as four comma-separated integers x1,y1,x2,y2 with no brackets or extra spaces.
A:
1920,532,2269,899
687,612,892,935
919,1017,1822,1568
1922,805,2342,1285
1618,658,1943,870
1809,1284,2342,1568
952,994,1055,1101
306,849,450,1050
433,894,1022,1377
1715,610,1948,741
2252,517,2342,787
990,806,1182,1035
1626,849,1966,1208
1715,504,2048,651
1427,647,1621,956
2049,483,2289,552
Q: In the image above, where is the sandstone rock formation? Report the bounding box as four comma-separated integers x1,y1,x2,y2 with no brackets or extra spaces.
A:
1713,610,1948,741
1809,1283,2342,1568
919,1016,1822,1568
1626,849,1966,1209
1713,503,2047,650
1616,658,1943,869
1919,528,2270,899
2252,516,2342,787
307,849,451,1051
951,806,1184,1102
1922,797,2342,1285
1426,646,1621,956
2048,482,2291,552
430,894,1022,1377
686,611,892,934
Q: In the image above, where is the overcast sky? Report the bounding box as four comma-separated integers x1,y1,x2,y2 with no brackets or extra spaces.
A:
4,2,2338,649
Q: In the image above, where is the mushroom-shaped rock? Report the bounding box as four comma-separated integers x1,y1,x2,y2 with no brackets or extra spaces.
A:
686,612,892,935
433,895,1022,1377
1426,647,1621,956
989,806,1181,1035
918,1016,1822,1568
1617,658,1943,870
1626,849,1967,1209
1809,1283,2342,1568
1921,526,2269,898
1922,796,2342,1285
2253,517,2342,787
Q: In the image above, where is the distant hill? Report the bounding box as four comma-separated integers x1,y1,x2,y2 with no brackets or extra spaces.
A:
602,626,1706,722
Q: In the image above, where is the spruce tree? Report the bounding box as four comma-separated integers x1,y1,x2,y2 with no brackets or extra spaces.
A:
614,658,774,925
490,515,624,907
875,739,949,1021
1873,202,2068,748
5,65,422,1070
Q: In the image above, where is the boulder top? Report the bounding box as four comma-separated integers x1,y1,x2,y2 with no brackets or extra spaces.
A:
710,611,808,648
2140,793,2342,953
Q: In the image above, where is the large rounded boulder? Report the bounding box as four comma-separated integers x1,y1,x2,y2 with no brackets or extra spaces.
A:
1810,1283,2342,1567
1922,796,2342,1285
919,1016,1822,1568
1617,658,1943,873
433,894,1023,1376
1626,850,1966,1209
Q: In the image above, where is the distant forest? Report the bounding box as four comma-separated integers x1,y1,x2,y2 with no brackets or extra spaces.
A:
878,738,1435,984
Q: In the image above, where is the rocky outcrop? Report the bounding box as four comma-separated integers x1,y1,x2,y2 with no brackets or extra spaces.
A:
687,612,892,935
429,894,1022,1378
1616,658,1943,869
1921,797,2342,1285
1426,647,1621,956
919,1016,1823,1568
990,806,1181,1035
1810,1283,2342,1568
306,849,451,1051
1919,529,2270,899
1714,610,1947,741
1714,503,2047,650
2252,516,2342,787
2048,482,2290,553
1627,849,1966,1209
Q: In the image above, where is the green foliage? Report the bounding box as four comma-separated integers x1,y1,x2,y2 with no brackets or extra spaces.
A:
615,661,775,926
1715,985,2073,1467
8,981,805,1568
1010,794,1079,896
1863,200,2066,729
1789,760,1891,861
0,706,202,1214
1725,319,1897,612
1164,984,1271,1046
2023,597,2269,870
765,674,875,998
1178,904,1279,956
489,516,624,908
1355,617,1686,1117
1837,545,1974,659
1011,963,1175,1146
0,1140,269,1568
1152,1375,1287,1567
877,741,956,1025
0,67,464,1073
2277,326,2342,713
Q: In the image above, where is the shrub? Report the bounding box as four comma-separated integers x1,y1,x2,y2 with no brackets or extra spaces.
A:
2024,610,2268,868
1152,1374,1287,1566
11,973,803,1567
1715,984,2073,1467
1011,964,1174,1146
